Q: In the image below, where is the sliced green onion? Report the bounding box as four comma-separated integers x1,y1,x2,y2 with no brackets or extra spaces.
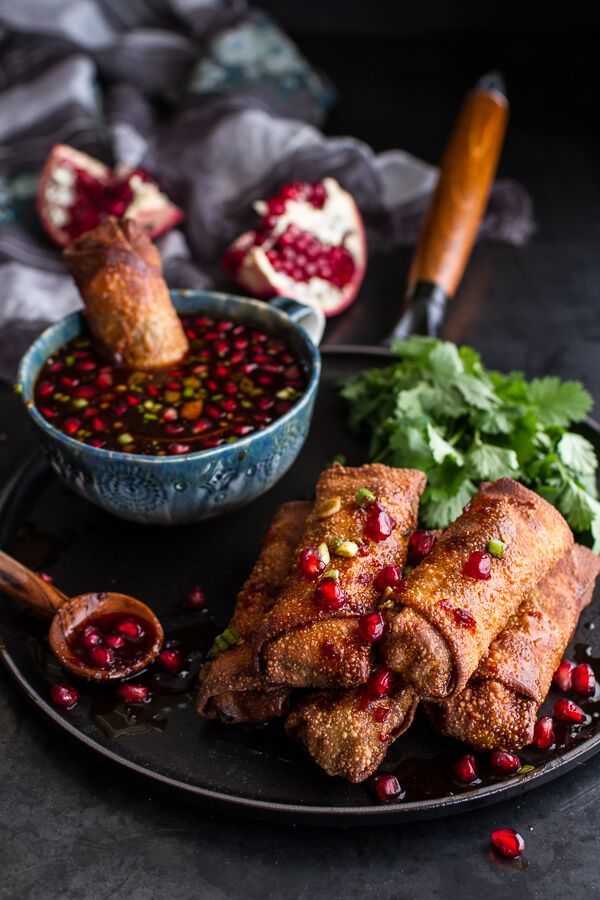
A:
355,487,375,507
487,538,507,559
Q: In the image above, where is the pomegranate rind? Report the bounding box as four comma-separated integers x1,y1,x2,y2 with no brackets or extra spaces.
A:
37,144,183,247
222,177,367,317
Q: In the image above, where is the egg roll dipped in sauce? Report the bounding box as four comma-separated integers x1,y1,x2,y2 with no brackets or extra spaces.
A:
64,216,188,369
382,478,574,701
197,501,310,724
427,544,600,750
254,463,426,689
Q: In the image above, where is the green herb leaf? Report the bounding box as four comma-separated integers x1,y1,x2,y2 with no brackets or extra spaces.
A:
527,377,592,427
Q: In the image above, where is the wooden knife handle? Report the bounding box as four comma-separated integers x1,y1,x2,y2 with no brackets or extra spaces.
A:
407,84,509,298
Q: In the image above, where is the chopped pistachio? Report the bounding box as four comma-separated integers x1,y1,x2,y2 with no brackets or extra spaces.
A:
164,390,181,403
381,586,396,601
276,386,300,401
316,496,341,519
517,764,535,775
71,398,88,409
65,355,75,366
379,597,397,610
487,538,507,559
182,387,196,399
316,542,331,566
331,539,359,559
322,568,340,580
355,487,376,507
117,433,134,445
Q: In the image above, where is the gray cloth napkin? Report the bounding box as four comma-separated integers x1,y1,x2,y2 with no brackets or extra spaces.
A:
0,0,534,378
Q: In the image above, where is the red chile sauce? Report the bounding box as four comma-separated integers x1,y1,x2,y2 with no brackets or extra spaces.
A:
34,314,306,455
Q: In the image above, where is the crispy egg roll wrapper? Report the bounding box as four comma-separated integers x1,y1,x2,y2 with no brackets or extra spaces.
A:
286,683,418,783
255,463,426,689
64,216,188,369
197,501,310,724
382,478,574,700
427,544,600,750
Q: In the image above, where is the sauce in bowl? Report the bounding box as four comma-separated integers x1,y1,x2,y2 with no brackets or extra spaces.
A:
34,315,307,455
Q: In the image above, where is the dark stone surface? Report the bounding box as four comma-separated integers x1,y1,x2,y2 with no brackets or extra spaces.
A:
1,30,599,900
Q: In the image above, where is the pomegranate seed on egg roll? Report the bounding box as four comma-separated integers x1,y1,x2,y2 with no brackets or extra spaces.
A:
197,501,310,724
381,478,574,700
254,463,426,689
427,544,600,750
286,682,418,783
64,216,188,369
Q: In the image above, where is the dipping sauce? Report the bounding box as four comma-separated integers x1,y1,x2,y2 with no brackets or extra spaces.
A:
69,612,157,671
34,315,306,455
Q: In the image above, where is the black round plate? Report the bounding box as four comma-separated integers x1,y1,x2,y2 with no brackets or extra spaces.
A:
1,347,600,825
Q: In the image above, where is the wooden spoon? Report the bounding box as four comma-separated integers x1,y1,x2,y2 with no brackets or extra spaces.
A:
0,549,164,681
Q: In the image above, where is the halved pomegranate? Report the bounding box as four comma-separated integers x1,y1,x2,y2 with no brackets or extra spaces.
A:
37,144,183,247
221,178,367,317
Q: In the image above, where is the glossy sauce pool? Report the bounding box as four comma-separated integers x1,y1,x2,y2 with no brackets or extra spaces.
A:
33,314,307,455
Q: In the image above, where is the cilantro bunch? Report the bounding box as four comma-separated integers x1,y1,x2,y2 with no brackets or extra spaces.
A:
341,337,599,549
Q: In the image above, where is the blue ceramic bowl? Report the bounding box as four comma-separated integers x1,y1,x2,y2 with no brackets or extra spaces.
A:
17,291,324,525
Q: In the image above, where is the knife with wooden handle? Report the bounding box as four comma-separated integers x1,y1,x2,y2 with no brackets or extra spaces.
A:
390,71,509,340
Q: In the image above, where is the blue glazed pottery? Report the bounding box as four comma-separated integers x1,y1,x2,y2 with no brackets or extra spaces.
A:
17,291,324,525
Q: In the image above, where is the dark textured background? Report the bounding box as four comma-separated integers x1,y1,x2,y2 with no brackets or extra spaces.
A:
1,20,600,900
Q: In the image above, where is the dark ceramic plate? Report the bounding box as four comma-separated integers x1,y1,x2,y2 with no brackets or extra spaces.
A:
1,347,600,825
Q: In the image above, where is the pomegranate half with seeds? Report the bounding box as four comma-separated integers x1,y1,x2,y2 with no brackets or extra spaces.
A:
221,177,367,317
37,144,183,247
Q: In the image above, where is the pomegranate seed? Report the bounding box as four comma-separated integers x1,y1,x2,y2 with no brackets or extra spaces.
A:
116,618,145,639
117,683,150,704
214,365,229,379
374,564,402,592
77,359,96,371
166,380,181,391
358,611,385,643
37,380,55,397
39,406,58,419
298,547,325,579
163,422,184,436
322,640,342,662
453,754,478,784
91,416,106,432
105,634,126,649
37,571,53,584
438,599,476,631
232,425,253,436
490,751,521,777
373,706,389,723
185,585,205,609
364,500,396,542
88,645,115,667
371,774,403,803
158,649,182,673
50,683,79,709
553,698,586,724
49,360,63,372
81,625,102,648
553,659,576,691
61,375,79,388
314,578,346,610
462,551,492,580
572,663,596,695
221,398,237,412
490,828,525,859
168,443,191,455
96,372,113,388
147,384,159,397
73,384,97,399
367,668,394,698
89,438,106,449
192,419,211,434
408,529,436,562
533,716,554,749
63,418,80,435
126,393,140,406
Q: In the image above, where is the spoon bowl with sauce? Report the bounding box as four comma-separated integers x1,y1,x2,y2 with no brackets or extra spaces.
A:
0,550,163,680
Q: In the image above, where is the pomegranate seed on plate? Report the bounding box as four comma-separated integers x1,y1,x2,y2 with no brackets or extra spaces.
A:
553,659,576,691
553,698,586,724
298,547,325,579
462,550,492,580
185,586,206,609
453,754,478,784
364,500,396,542
371,774,403,803
63,417,80,435
490,828,525,859
51,683,79,709
37,571,54,584
408,529,436,562
490,751,521,777
158,649,182,674
374,564,402,592
117,683,150,704
571,663,596,695
533,716,554,749
314,578,346,610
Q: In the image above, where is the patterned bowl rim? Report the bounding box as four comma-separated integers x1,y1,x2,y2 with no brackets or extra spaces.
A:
16,289,321,466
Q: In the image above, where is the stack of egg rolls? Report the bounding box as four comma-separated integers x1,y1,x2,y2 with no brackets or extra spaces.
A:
254,462,426,688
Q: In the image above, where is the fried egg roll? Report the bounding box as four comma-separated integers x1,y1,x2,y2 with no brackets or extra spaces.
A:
286,683,418,783
64,216,188,369
197,501,310,724
382,478,573,700
255,463,426,689
427,544,600,750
